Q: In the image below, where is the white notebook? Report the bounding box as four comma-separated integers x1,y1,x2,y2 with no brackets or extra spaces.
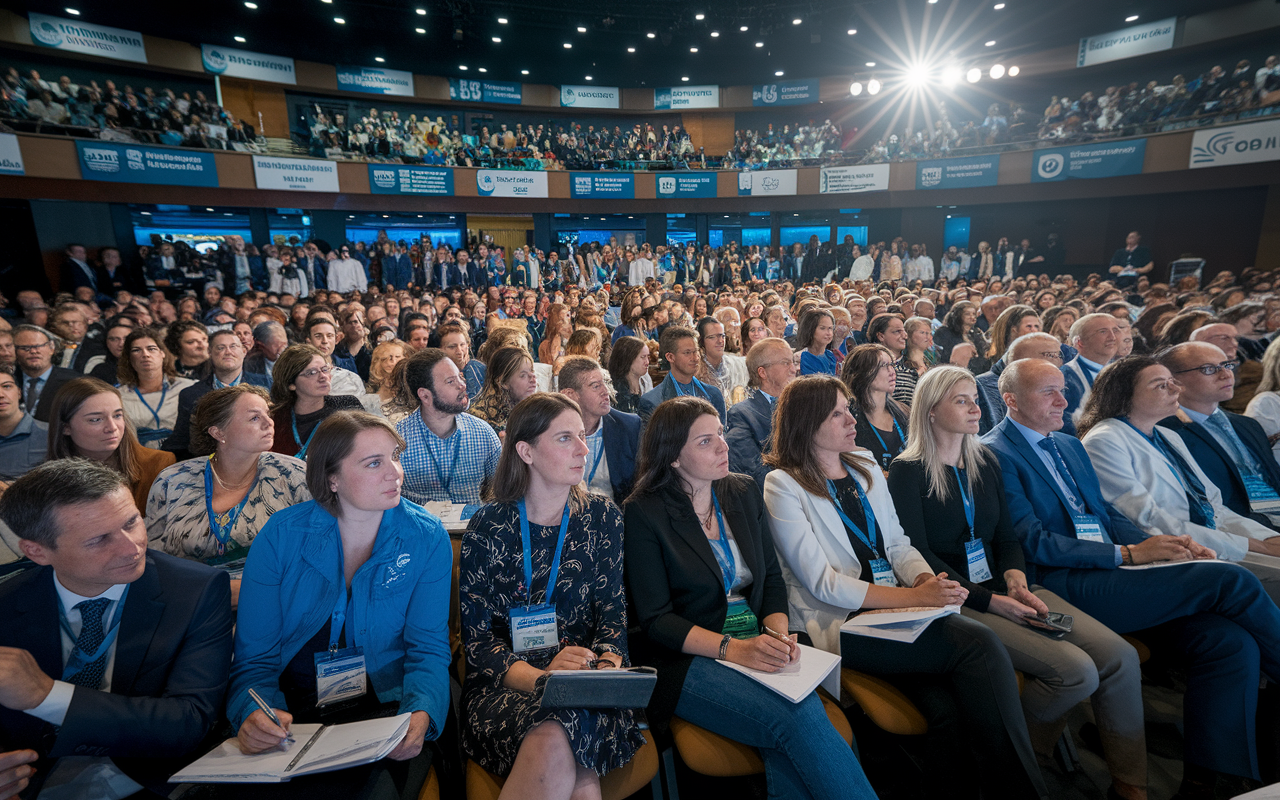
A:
170,714,411,784
1119,558,1239,571
841,605,960,644
715,643,842,704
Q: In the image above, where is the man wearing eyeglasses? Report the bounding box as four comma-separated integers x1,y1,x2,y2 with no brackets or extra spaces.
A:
1062,313,1122,432
727,338,797,491
1157,342,1280,538
165,330,271,460
11,326,76,424
1192,322,1265,414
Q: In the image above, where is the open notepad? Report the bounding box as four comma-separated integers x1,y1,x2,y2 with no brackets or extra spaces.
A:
841,605,961,644
715,643,842,704
170,714,411,783
423,502,480,534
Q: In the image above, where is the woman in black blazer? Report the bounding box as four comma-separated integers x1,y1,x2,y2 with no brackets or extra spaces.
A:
624,396,875,800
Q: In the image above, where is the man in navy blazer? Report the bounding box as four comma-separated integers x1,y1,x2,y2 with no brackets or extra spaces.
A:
165,329,272,459
1060,313,1122,432
984,359,1280,790
638,326,725,430
1158,342,1280,531
976,334,1077,436
727,338,795,490
0,459,233,798
557,357,640,503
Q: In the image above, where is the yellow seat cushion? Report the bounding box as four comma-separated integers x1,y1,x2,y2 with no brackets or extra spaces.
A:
416,764,439,800
840,668,928,736
1122,634,1151,664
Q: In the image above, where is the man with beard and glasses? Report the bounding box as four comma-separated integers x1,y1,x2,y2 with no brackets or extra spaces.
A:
395,348,501,505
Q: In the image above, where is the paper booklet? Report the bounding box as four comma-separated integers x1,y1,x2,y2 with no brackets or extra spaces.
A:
841,605,961,645
1120,558,1239,571
170,713,411,784
715,643,842,704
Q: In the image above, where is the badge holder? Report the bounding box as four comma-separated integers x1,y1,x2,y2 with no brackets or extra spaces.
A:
511,603,560,655
954,466,992,583
315,646,368,707
1243,475,1280,516
1072,514,1105,543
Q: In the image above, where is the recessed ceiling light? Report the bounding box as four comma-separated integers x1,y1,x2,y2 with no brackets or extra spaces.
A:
647,32,655,38
792,18,802,24
710,31,719,37
695,13,705,20
682,76,689,81
1008,65,1019,75
492,36,501,42
993,3,1005,7
234,36,246,42
690,46,698,52
64,7,79,13
459,65,468,70
967,67,982,82
415,27,425,33
375,56,385,62
627,46,635,52
497,16,507,23
320,0,331,3
1125,14,1138,21
577,26,587,32
206,207,215,212
989,63,1005,79
740,25,748,31
415,8,426,14
755,41,764,47
141,211,151,215
585,75,592,80
478,67,487,72
775,69,784,76
865,61,876,67
928,0,937,3
985,39,996,46
243,2,257,8
847,29,856,35
334,16,345,23
563,42,571,48
521,69,529,74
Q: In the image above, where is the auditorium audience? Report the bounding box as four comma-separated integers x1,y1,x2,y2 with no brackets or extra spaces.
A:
726,337,797,489
638,326,726,427
268,344,363,459
557,356,640,503
842,344,912,472
116,328,196,449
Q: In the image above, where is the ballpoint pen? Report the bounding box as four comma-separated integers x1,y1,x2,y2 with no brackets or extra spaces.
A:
248,687,295,744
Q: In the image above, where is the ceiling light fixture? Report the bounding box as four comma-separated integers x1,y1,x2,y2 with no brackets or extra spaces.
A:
993,2,1005,7
867,78,881,94
627,46,635,52
416,7,426,14
865,61,876,67
206,207,214,212
989,63,1005,79
459,65,468,70
492,36,501,42
65,7,79,13
690,46,698,52
985,39,996,46
966,67,982,82
792,18,802,25
235,35,246,42
710,31,719,37
775,69,784,76
755,41,763,47
521,69,529,74
497,16,507,23
646,32,655,38
1126,14,1138,22
334,17,345,23
740,25,748,31
695,13,705,20
375,56,385,62
849,82,863,96
415,27,425,33
682,76,689,81
243,2,257,8
1008,65,1020,76
585,75,592,80
577,26,587,32
563,42,571,48
942,66,961,86
847,29,856,35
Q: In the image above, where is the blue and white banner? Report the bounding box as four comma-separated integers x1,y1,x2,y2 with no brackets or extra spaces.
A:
476,169,548,198
1033,140,1146,181
656,173,716,198
655,85,719,110
202,44,295,84
336,65,414,96
820,164,890,194
738,169,797,196
752,79,818,107
368,164,454,195
570,173,634,198
560,85,619,109
1190,119,1280,169
449,78,522,104
29,13,146,63
76,141,218,186
917,156,1001,189
1078,17,1175,68
0,133,24,176
252,156,339,192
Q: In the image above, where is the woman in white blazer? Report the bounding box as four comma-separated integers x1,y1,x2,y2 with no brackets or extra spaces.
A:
1078,356,1280,577
763,375,1048,800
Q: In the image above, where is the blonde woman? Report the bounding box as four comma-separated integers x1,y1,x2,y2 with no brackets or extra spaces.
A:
362,339,413,420
1245,336,1280,463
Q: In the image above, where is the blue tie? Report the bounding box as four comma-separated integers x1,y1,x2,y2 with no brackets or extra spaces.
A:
67,598,111,690
1204,411,1263,477
1038,437,1088,514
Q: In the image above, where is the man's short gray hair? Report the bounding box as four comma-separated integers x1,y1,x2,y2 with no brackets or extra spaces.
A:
252,320,286,344
0,458,129,549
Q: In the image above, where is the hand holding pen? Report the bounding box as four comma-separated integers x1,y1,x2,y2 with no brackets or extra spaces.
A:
236,688,295,755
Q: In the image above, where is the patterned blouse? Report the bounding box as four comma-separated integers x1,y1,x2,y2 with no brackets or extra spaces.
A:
145,452,311,564
469,388,515,436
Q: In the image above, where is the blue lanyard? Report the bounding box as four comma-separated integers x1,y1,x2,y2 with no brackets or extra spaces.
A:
1121,418,1215,523
329,547,350,653
673,376,709,399
869,415,906,460
1077,359,1099,387
291,411,320,460
427,427,463,500
518,499,572,606
58,585,131,680
707,492,736,596
204,459,259,553
212,372,242,389
952,466,976,540
587,431,606,487
826,467,881,559
133,382,168,429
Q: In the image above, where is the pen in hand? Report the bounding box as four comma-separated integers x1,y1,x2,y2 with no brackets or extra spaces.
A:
248,688,295,745
762,626,798,663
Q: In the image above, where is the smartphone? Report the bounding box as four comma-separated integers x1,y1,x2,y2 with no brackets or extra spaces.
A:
1026,612,1073,636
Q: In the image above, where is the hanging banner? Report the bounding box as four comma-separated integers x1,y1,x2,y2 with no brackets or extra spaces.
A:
76,141,218,186
29,13,147,63
0,133,24,176
1077,17,1176,68
336,65,414,96
1190,119,1280,169
1033,140,1147,181
476,169,548,198
752,79,818,107
252,156,339,192
820,164,890,194
449,78,522,104
656,173,717,198
655,85,720,110
559,85,620,109
917,155,1001,189
738,169,797,196
571,173,635,198
201,44,295,84
368,164,454,195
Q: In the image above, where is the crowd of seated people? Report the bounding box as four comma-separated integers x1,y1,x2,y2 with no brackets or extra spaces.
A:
722,119,846,169
0,65,258,149
4,224,1280,800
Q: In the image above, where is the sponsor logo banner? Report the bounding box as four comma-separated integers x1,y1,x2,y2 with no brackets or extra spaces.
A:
571,173,635,198
368,164,453,195
916,155,1001,189
737,169,797,196
476,169,548,198
1190,119,1280,169
29,13,146,63
0,133,24,176
559,85,620,108
449,78,522,104
656,173,717,198
819,164,890,194
336,65,414,96
252,156,339,192
1077,17,1175,68
201,44,295,84
76,141,217,186
1033,140,1146,181
655,85,719,110
752,79,818,107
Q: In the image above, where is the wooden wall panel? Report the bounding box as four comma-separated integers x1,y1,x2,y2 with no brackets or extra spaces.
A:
622,88,653,110
522,85,559,107
17,137,78,180
683,112,735,157
634,173,656,199
1145,131,1194,173
415,75,450,101
295,60,337,91
218,77,290,139
141,36,202,72
213,151,256,189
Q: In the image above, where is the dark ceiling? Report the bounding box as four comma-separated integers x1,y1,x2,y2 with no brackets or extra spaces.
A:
5,0,1254,89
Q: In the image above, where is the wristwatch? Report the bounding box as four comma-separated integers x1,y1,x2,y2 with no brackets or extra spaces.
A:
717,634,732,660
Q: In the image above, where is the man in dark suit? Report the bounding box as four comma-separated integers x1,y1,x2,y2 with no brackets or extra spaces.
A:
802,235,832,284
12,326,77,423
781,243,803,284
638,326,726,429
727,338,795,490
242,321,289,383
558,357,641,503
0,459,233,798
58,243,104,296
1158,342,1280,531
297,241,329,295
166,330,271,459
985,359,1280,795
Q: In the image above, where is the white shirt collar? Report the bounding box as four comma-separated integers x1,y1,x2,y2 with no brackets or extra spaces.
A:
54,572,127,611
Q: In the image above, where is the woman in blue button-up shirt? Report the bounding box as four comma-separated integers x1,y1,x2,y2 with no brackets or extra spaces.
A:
227,410,451,797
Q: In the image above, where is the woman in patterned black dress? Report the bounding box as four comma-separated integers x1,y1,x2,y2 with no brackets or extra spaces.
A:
459,393,645,796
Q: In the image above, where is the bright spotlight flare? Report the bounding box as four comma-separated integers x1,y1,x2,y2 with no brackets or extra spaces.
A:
942,66,961,87
989,63,1005,79
867,78,881,95
849,81,863,96
906,64,929,86
966,67,982,83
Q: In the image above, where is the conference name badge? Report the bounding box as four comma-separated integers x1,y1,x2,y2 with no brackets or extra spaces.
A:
314,647,367,707
1072,514,1105,544
869,558,898,587
965,539,993,583
511,603,559,654
1243,475,1280,516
